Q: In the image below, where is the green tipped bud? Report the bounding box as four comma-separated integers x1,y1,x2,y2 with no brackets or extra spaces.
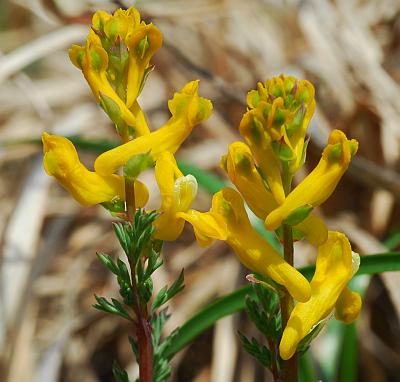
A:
328,143,343,162
286,105,306,136
235,153,252,174
272,108,286,127
271,140,295,162
250,117,264,143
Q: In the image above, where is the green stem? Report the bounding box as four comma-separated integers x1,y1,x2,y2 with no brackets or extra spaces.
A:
125,178,153,382
281,166,298,382
125,177,136,222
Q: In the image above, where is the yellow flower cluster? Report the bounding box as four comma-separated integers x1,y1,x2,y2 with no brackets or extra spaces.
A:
219,76,361,360
43,8,226,246
42,8,362,363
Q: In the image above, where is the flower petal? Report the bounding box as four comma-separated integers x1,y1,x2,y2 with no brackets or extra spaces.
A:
239,110,285,204
335,286,362,324
212,188,311,302
125,23,163,108
279,231,354,360
177,209,228,247
152,152,183,240
222,141,278,219
265,130,358,231
94,81,212,175
42,133,148,207
295,213,328,247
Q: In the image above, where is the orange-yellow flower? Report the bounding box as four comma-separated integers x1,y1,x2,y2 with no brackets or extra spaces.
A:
265,130,358,231
211,188,311,302
279,231,361,360
42,133,148,207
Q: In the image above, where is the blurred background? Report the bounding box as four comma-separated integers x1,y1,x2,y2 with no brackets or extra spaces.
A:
1,0,400,381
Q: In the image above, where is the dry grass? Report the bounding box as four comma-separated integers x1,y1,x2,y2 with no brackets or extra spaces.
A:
1,0,400,381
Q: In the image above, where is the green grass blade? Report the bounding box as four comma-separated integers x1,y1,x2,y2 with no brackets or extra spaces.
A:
164,285,256,359
165,253,400,358
299,353,317,382
337,323,358,382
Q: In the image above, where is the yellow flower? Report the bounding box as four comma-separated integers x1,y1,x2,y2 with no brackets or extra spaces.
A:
222,141,327,246
153,152,227,246
211,188,311,302
279,231,361,360
265,130,358,231
42,133,148,207
240,108,285,204
69,7,162,138
94,81,213,176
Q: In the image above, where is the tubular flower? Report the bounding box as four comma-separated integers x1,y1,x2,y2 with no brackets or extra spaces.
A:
279,232,361,360
265,129,358,231
240,108,285,204
221,141,327,246
69,7,162,137
211,188,311,302
94,80,213,176
42,133,148,207
153,152,227,246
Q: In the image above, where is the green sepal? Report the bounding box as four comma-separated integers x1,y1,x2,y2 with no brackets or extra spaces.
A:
123,152,154,179
99,93,129,136
137,66,154,98
283,204,313,226
101,198,125,213
297,316,330,355
296,137,310,172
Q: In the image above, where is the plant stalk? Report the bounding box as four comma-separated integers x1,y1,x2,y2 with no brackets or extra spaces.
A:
281,168,298,382
282,223,298,382
125,177,153,382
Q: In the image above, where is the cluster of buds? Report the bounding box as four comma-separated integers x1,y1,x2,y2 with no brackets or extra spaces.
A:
240,76,316,204
69,8,162,140
42,7,363,367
